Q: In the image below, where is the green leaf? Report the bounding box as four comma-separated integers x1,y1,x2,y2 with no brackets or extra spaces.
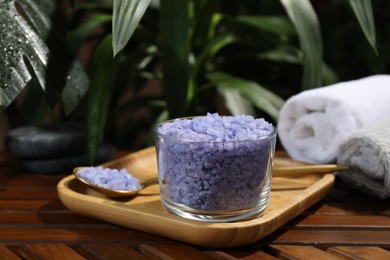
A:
191,0,219,47
321,63,339,86
87,34,119,163
16,0,89,114
193,33,238,81
240,82,284,122
217,88,256,116
0,0,50,110
112,0,152,56
208,72,284,121
73,1,114,10
257,46,302,64
348,0,377,54
190,32,238,103
60,61,90,115
117,95,165,113
67,13,112,51
236,15,296,36
279,0,323,90
147,109,169,145
0,0,89,114
160,0,190,118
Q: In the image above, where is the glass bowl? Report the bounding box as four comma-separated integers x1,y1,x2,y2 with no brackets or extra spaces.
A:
154,116,277,222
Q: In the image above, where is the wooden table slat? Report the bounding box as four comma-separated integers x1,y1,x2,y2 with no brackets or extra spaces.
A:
327,246,390,260
0,212,104,225
329,183,390,216
222,248,281,260
271,229,390,247
0,200,66,210
0,245,22,260
79,243,149,260
140,243,217,260
296,215,390,228
267,245,344,260
0,228,133,243
310,200,375,215
1,176,63,186
0,189,59,200
26,244,86,260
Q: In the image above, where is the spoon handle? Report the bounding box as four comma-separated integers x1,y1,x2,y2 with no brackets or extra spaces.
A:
141,177,159,187
273,164,350,177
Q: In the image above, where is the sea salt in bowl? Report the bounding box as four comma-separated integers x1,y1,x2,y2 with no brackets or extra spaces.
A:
154,113,277,222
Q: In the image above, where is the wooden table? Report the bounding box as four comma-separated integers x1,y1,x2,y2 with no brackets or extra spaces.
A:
1,151,390,259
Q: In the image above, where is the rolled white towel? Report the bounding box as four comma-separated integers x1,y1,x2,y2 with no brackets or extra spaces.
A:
337,120,390,199
278,75,390,163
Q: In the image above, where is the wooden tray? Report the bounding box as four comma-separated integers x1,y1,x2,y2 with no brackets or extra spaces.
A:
57,147,335,247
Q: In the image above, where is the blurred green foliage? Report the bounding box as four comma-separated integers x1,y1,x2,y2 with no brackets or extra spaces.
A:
1,0,388,159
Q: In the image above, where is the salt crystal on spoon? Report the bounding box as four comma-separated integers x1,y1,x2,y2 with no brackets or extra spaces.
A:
76,166,141,191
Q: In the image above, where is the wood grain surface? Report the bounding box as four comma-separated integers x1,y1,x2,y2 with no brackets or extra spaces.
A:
1,150,390,259
58,147,335,247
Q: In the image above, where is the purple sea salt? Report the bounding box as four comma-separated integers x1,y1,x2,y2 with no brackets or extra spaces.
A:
77,166,141,191
155,113,276,214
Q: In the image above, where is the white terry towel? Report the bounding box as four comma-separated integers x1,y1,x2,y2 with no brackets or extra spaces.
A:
337,120,390,199
278,75,390,163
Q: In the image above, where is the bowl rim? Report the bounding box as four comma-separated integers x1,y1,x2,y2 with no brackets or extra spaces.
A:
154,115,277,143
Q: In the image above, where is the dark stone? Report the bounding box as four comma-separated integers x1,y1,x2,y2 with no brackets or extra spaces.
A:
5,122,86,159
20,141,117,174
